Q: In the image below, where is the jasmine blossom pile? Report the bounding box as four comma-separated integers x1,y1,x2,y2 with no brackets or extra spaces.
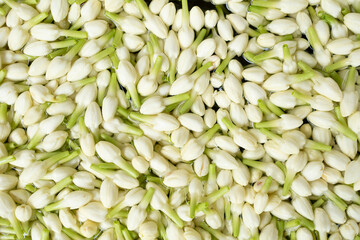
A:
1,0,360,239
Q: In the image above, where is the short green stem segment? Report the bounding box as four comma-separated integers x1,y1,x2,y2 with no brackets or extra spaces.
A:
215,51,237,75
262,176,273,193
50,176,72,195
197,124,220,145
324,190,348,211
305,140,332,151
0,155,14,165
282,170,295,196
206,186,230,205
312,198,325,209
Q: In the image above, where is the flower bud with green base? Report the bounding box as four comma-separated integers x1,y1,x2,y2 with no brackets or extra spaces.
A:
7,12,48,51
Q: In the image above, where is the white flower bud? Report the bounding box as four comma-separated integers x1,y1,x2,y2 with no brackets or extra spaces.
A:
244,104,263,123
292,197,314,220
160,3,175,26
301,161,324,182
139,221,159,240
243,82,266,105
134,136,153,160
324,201,346,224
194,155,209,177
178,113,204,132
80,220,98,238
163,169,190,188
39,131,68,152
197,39,216,59
43,213,62,233
344,13,360,34
15,204,32,222
266,18,299,35
271,202,296,220
190,6,204,32
78,202,107,223
9,128,27,146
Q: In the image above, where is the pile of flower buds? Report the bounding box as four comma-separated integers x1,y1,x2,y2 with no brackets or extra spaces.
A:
1,0,360,239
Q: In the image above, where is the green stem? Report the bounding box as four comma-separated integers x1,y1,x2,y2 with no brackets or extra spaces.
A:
283,44,291,61
285,219,300,229
49,48,67,59
215,51,236,75
62,228,86,240
221,116,236,132
254,119,279,129
0,218,10,227
297,215,314,231
232,214,240,237
333,121,358,141
0,70,6,84
243,159,265,171
113,157,139,178
189,194,198,219
215,5,224,19
307,26,322,50
40,228,49,240
89,47,115,64
25,184,36,193
139,187,155,209
50,39,77,49
258,99,272,115
275,161,287,175
134,0,151,19
276,220,284,240
243,52,259,64
199,222,228,239
113,28,123,48
257,25,268,34
78,116,88,135
265,100,284,116
289,71,314,84
253,49,277,62
64,39,86,61
97,162,119,170
262,176,273,193
0,155,13,165
312,198,324,209
164,93,190,106
197,124,220,145
178,91,196,115
324,190,348,211
258,128,281,141
190,61,212,80
206,186,230,205
191,28,207,49
182,0,190,26
168,58,176,84
66,105,85,129
8,215,22,240
22,12,48,31
344,67,356,91
50,176,72,195
100,133,122,149
304,140,332,151
73,77,97,89
324,57,348,72
282,170,295,196
121,226,133,240
251,0,277,8
110,52,119,70
58,150,80,164
292,90,311,103
114,221,125,240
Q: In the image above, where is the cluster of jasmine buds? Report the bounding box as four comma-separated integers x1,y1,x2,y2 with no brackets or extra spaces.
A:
1,0,360,239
